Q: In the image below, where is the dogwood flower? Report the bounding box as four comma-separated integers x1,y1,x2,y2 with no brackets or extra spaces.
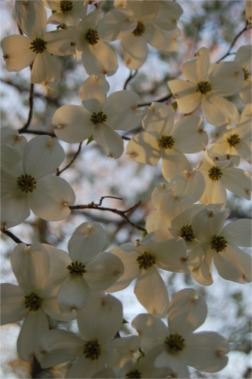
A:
210,104,252,163
108,236,187,316
114,0,182,69
126,102,208,180
53,85,142,158
168,47,244,126
37,293,139,378
190,206,252,285
44,0,87,26
0,243,74,361
2,0,75,83
132,288,229,377
234,45,252,104
47,222,124,311
1,136,75,228
198,151,251,206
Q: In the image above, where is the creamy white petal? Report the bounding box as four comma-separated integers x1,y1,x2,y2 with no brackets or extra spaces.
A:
168,79,200,114
155,239,188,272
1,35,34,71
183,332,228,372
121,34,148,70
15,0,47,38
222,219,252,247
170,169,205,202
210,62,243,96
17,309,49,361
31,52,61,84
77,293,123,342
162,150,191,180
53,105,93,143
80,75,109,105
38,329,83,369
135,268,169,316
222,167,251,199
0,193,30,228
68,222,107,263
182,47,210,83
57,277,89,311
23,136,64,178
92,124,124,158
201,96,239,126
85,252,124,290
126,132,160,165
11,243,50,293
168,288,207,334
0,284,27,324
66,354,107,379
214,245,252,283
82,41,118,76
29,176,75,220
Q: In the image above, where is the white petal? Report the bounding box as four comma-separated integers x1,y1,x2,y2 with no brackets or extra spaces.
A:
82,41,118,76
77,293,123,342
201,96,239,126
121,34,148,70
68,222,107,263
162,150,191,180
31,53,61,84
93,124,124,158
11,243,50,293
85,252,124,290
135,268,169,317
214,245,252,283
168,288,207,334
168,79,200,114
155,239,188,272
223,219,252,247
80,75,109,104
29,176,75,220
15,0,47,37
1,35,34,71
222,167,251,199
58,277,89,311
23,136,64,178
210,62,243,96
0,192,30,228
126,132,160,165
17,309,49,361
53,105,93,143
184,332,228,372
38,329,83,369
182,47,210,83
0,284,27,324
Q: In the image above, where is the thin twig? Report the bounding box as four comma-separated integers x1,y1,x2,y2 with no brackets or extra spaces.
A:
123,70,138,90
57,143,83,176
70,199,146,232
137,93,173,107
216,23,251,63
1,229,28,245
19,83,34,131
18,129,56,137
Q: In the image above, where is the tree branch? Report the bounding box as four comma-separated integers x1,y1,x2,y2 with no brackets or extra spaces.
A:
1,229,28,245
19,83,34,131
57,143,83,175
123,70,138,90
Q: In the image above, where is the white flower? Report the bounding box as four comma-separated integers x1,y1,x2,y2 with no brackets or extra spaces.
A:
108,236,187,317
190,206,252,285
49,222,124,311
127,102,208,180
53,85,142,158
198,151,251,206
168,47,244,126
114,0,182,69
44,0,88,26
1,136,75,228
132,288,229,377
2,1,75,83
37,293,139,378
0,243,74,361
234,45,252,104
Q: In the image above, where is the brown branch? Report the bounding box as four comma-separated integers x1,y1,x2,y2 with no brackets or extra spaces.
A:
1,229,28,245
19,82,34,131
70,199,146,232
137,93,173,107
57,143,83,175
123,70,138,90
216,23,251,63
19,129,56,137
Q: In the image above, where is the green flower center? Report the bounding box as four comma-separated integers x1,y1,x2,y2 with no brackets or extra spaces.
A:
211,235,227,252
227,133,240,147
67,261,86,276
197,81,212,94
136,251,156,270
180,225,195,242
24,292,43,311
60,0,73,13
85,29,99,45
133,21,145,37
90,111,107,125
83,339,101,360
126,369,142,378
208,166,222,181
158,135,175,149
243,67,250,81
165,333,185,354
30,38,47,53
17,174,37,193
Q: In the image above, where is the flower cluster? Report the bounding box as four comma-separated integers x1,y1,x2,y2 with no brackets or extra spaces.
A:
1,1,251,378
